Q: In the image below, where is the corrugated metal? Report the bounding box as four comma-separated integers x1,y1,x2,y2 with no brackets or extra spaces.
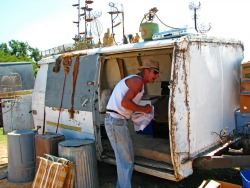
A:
58,139,99,188
7,130,35,183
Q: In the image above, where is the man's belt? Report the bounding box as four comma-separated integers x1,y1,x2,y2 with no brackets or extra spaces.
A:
106,109,127,119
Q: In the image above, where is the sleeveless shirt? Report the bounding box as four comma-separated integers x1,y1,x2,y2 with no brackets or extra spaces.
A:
106,75,144,119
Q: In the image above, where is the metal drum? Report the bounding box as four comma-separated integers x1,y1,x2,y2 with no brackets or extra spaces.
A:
58,139,99,188
7,129,35,183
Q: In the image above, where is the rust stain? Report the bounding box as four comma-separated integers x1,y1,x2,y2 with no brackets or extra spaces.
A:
181,43,191,160
62,54,72,74
69,55,80,119
55,53,72,133
170,42,191,180
54,53,82,119
192,40,244,53
169,43,179,179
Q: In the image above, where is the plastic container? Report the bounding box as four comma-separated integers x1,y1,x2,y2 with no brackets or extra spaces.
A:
136,122,153,135
58,139,99,188
235,110,250,134
240,169,250,188
7,129,35,183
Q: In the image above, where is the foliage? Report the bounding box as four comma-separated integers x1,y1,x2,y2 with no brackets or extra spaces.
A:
0,40,42,76
0,50,31,62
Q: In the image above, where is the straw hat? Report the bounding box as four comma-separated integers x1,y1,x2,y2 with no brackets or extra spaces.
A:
138,58,159,72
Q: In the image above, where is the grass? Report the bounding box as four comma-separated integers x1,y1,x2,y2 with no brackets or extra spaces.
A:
0,128,7,146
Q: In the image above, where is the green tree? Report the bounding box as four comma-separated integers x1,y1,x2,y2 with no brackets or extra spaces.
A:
0,43,8,53
29,47,42,62
0,40,42,76
8,40,29,57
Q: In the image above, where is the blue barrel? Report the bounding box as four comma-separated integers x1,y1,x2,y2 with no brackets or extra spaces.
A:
58,139,99,188
7,129,35,183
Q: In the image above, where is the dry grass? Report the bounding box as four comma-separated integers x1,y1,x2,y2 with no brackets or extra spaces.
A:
0,128,7,165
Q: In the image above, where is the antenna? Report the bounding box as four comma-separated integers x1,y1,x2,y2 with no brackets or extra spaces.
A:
72,0,80,41
72,0,103,48
189,1,211,34
108,2,125,44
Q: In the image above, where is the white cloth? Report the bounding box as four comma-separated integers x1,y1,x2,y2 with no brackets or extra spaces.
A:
106,75,144,119
131,107,154,131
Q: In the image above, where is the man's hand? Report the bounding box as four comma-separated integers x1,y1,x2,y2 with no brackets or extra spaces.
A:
143,104,153,113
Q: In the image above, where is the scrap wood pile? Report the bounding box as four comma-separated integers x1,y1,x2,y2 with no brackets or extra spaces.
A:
32,154,74,188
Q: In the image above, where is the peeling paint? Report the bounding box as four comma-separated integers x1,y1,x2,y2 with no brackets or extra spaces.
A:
181,42,191,160
169,43,179,179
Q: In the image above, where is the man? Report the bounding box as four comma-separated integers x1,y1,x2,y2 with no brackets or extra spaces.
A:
105,58,160,188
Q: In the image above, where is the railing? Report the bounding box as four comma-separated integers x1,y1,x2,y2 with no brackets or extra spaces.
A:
40,43,75,57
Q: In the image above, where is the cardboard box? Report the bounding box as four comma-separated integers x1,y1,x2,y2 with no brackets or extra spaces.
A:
240,94,250,113
198,180,242,188
242,62,250,79
241,80,250,93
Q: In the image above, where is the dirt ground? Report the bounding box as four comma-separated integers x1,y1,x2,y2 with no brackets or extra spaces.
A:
0,141,243,188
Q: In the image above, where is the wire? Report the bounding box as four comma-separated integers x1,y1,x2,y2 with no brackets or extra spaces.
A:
140,11,181,30
154,14,180,29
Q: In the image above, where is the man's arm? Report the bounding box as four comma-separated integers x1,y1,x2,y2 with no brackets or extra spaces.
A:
121,76,152,113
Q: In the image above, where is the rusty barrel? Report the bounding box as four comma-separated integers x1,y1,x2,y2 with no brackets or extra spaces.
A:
7,129,35,183
58,139,99,188
35,133,65,170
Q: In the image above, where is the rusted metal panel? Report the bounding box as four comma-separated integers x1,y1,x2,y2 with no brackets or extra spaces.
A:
193,155,250,169
169,38,244,180
35,133,65,169
168,39,193,180
240,94,250,112
45,54,98,112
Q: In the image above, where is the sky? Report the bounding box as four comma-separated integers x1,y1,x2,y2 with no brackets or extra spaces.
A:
1,0,250,61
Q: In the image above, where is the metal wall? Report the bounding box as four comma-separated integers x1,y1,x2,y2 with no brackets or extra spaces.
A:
0,62,34,92
169,39,244,179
